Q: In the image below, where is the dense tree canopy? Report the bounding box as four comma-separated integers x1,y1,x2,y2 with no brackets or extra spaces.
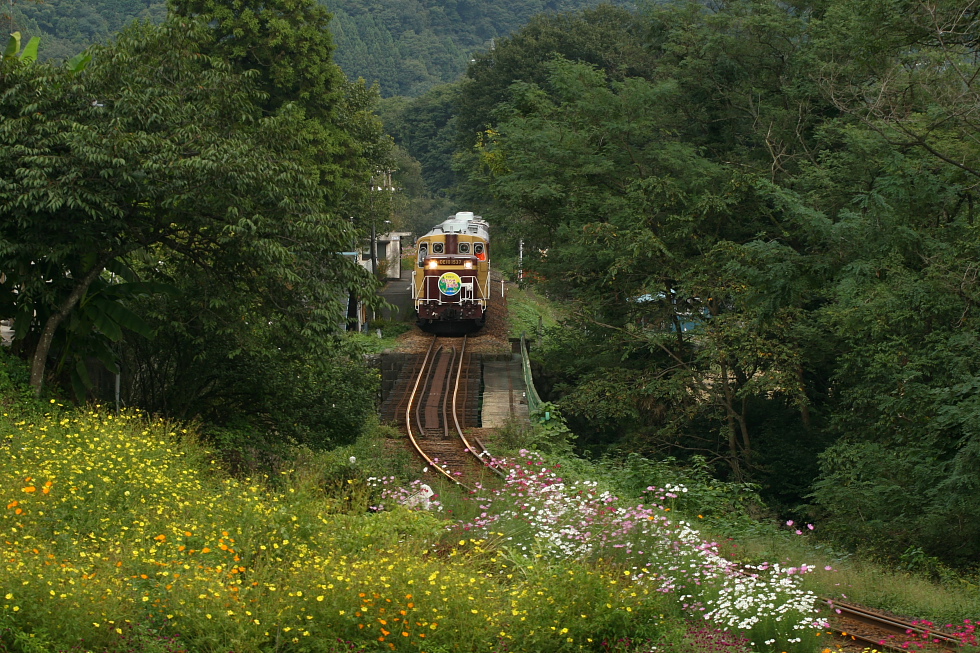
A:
446,0,980,566
0,14,381,445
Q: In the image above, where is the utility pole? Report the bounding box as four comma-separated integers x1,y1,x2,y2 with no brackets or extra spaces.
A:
370,218,377,276
518,238,524,281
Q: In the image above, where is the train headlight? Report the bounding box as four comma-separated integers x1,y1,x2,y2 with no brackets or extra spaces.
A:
428,260,438,269
464,261,473,269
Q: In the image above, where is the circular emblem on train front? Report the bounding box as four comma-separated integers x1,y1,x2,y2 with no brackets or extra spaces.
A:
438,272,462,296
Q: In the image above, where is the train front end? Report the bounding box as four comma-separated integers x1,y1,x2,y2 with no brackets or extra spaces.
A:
413,213,490,335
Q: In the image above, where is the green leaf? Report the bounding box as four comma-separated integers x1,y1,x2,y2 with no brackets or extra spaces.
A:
20,37,39,63
66,52,92,72
105,258,139,283
4,32,20,59
99,300,154,340
89,339,120,375
71,359,91,402
74,358,93,390
90,307,124,342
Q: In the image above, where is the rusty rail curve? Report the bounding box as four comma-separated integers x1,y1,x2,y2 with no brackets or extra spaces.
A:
826,599,961,652
403,335,505,489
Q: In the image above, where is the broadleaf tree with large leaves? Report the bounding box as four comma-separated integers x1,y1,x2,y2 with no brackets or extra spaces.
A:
0,16,377,416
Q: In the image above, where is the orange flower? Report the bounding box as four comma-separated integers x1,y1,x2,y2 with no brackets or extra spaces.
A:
154,534,166,541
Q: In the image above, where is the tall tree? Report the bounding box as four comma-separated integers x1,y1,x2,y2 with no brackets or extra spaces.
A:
476,57,813,476
167,0,343,117
0,18,369,396
457,4,657,149
812,0,980,180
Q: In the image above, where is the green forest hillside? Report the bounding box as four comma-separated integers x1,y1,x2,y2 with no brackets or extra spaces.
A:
1,0,166,62
2,0,631,95
323,0,633,96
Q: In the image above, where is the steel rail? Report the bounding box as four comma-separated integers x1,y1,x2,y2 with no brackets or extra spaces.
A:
825,599,961,652
404,336,464,487
441,345,457,440
452,336,506,478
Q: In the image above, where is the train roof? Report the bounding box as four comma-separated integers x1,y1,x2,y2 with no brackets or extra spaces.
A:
422,212,489,241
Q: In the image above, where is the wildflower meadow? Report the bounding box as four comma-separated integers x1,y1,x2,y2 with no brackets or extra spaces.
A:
0,407,684,652
0,405,962,653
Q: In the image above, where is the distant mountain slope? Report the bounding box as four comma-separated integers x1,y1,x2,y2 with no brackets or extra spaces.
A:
5,0,629,96
4,0,166,63
323,0,633,97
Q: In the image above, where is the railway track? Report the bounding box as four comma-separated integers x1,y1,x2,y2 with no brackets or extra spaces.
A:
827,599,963,652
402,335,505,488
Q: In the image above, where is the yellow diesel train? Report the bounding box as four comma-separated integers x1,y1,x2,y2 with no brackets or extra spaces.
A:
413,212,490,335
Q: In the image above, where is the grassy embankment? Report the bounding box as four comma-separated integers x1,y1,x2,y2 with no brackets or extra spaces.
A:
0,402,688,652
1,286,977,652
0,345,825,653
506,289,980,629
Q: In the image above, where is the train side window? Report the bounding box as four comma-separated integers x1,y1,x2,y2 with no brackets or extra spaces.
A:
458,242,470,254
432,242,444,254
418,244,427,267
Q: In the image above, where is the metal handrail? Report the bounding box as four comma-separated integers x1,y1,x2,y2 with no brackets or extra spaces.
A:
520,332,544,414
